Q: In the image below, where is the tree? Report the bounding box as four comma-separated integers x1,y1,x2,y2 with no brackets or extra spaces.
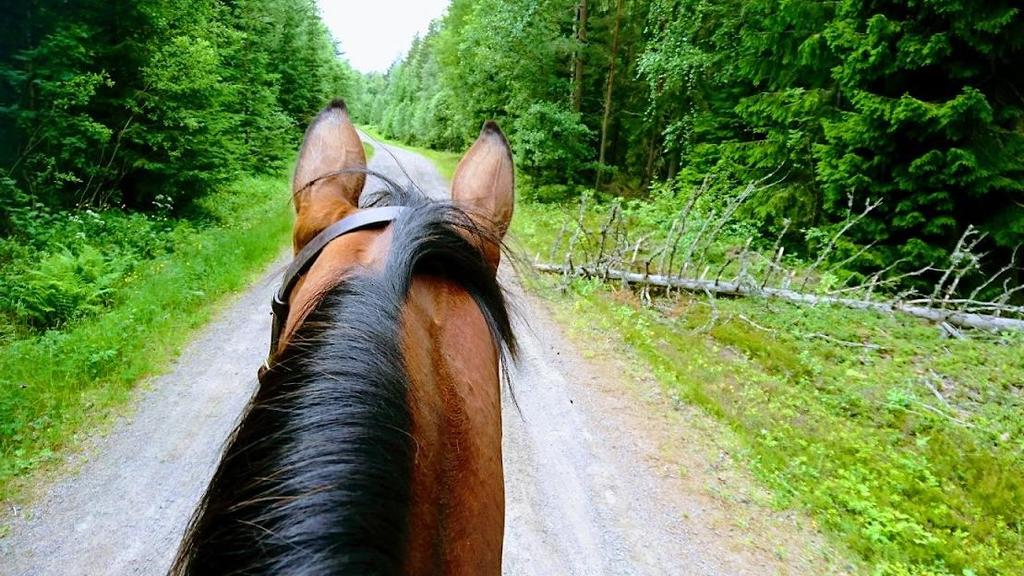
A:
0,0,354,213
819,0,1024,269
572,0,589,113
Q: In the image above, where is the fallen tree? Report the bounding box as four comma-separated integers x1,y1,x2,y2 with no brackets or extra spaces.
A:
534,263,1024,332
530,181,1024,334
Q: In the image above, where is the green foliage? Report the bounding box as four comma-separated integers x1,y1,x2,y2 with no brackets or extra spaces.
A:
512,102,594,182
0,0,348,499
513,193,1024,572
1,0,352,210
364,0,1023,285
0,204,174,334
815,1,1024,269
357,0,607,184
2,246,124,330
640,0,1024,274
0,173,293,498
131,34,241,205
534,271,1024,575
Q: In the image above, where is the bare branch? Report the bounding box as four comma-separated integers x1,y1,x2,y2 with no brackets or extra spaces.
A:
534,263,1024,332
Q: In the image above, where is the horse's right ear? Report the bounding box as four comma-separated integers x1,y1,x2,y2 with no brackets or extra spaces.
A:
451,121,514,268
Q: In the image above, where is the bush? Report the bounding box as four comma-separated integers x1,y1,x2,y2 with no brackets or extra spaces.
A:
518,178,585,204
510,102,594,184
0,189,176,334
1,246,125,330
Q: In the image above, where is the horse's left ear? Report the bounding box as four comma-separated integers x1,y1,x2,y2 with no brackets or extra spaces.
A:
451,121,514,269
292,99,366,252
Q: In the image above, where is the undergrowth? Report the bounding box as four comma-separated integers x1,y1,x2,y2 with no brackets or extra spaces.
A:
0,174,292,500
514,207,1024,576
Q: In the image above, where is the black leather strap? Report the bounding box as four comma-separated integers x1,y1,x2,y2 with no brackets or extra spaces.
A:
268,206,406,360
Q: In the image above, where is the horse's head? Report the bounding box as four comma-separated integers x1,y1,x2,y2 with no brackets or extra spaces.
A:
292,101,514,252
173,101,517,575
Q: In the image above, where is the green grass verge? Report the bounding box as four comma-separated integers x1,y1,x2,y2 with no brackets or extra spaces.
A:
363,141,375,161
0,174,292,501
514,201,1024,576
358,126,462,181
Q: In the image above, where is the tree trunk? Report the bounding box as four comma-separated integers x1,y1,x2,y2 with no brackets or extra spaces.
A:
644,107,663,186
534,264,1024,332
572,0,587,113
596,0,623,188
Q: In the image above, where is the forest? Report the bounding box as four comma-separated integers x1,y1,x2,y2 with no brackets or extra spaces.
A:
0,0,354,331
1,1,1023,575
4,0,1022,326
356,0,1024,290
354,2,1024,574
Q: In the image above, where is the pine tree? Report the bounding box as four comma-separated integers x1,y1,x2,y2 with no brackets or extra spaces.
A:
819,0,1024,269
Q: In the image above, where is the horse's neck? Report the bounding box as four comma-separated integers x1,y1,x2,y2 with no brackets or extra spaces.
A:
400,276,505,575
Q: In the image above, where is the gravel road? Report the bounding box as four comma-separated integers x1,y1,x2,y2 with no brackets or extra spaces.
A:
1,136,835,576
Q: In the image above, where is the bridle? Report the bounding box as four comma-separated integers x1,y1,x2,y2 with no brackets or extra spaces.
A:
263,206,407,373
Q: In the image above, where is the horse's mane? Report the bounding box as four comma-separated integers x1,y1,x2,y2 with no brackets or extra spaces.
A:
171,183,516,575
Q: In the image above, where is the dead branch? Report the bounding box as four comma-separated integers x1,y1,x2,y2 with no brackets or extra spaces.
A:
970,245,1020,296
922,371,952,408
689,181,758,279
799,195,882,292
665,176,710,276
931,225,986,302
761,218,790,290
533,263,1024,332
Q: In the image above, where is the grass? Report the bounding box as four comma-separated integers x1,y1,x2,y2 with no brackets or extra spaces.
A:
363,141,375,161
0,173,293,502
358,125,462,181
512,200,1024,576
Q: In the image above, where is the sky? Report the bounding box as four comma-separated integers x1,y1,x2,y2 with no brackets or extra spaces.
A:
317,0,451,73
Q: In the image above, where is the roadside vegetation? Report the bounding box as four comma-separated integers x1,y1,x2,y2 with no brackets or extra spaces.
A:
354,0,1023,292
0,0,350,500
0,176,292,500
510,197,1024,576
381,121,1024,572
539,275,1023,576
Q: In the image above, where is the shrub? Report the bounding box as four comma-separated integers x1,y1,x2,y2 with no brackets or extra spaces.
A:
1,246,125,330
510,102,594,184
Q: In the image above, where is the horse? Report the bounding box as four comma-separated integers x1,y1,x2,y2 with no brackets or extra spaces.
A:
170,99,517,575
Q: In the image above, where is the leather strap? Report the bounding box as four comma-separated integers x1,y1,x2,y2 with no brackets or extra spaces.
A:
268,206,406,360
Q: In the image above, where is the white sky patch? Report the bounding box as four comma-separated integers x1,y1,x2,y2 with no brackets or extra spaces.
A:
317,0,451,73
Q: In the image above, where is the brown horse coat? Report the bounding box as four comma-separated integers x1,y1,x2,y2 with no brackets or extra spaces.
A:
171,101,516,576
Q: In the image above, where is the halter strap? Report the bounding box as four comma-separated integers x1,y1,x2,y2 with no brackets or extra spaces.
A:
268,206,407,361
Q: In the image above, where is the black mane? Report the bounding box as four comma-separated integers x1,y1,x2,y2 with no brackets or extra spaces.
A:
171,184,516,575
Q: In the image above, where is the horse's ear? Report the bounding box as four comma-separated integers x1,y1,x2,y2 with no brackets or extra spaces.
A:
451,121,514,268
292,99,366,251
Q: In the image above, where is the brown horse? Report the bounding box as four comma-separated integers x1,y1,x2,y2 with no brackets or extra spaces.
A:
171,100,516,575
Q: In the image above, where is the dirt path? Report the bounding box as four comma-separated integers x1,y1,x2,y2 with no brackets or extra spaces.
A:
1,137,842,575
